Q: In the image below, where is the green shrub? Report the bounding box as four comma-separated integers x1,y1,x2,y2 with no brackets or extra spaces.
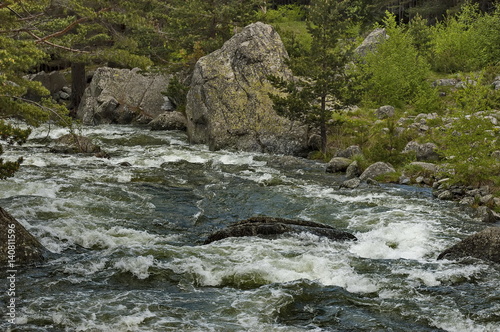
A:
357,12,437,110
429,2,500,73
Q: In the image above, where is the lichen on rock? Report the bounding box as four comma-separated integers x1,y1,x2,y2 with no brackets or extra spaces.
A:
185,22,310,155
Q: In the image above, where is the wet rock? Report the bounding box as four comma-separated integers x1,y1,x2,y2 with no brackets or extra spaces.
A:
345,160,361,179
437,227,500,263
185,22,309,155
476,206,499,223
399,175,411,185
150,111,187,131
326,157,352,173
50,134,102,154
0,207,47,266
359,162,395,181
459,196,475,206
204,216,357,244
341,177,361,189
437,190,453,200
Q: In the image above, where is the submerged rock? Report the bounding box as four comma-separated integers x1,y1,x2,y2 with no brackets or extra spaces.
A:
50,134,104,155
0,207,47,266
185,22,310,155
437,227,500,263
204,216,357,244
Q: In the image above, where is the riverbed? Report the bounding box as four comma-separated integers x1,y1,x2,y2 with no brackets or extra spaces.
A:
1,125,499,331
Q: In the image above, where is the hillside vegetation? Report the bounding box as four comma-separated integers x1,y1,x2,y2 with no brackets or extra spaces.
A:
1,0,499,204
262,3,500,202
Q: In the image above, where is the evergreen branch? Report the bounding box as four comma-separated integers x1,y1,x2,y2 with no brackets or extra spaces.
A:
35,7,111,44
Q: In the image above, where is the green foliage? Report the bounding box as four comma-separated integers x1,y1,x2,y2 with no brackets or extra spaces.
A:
429,2,500,73
453,72,500,112
434,111,500,186
0,1,72,179
165,76,189,113
363,118,416,166
357,12,438,110
257,4,306,23
270,0,362,154
157,0,259,68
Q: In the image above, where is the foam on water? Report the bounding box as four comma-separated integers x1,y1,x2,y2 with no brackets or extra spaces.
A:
163,235,379,294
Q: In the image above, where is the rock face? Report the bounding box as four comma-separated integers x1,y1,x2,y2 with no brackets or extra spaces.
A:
150,111,187,131
0,207,47,266
359,162,396,181
77,67,172,125
204,216,357,244
437,227,500,263
185,22,310,155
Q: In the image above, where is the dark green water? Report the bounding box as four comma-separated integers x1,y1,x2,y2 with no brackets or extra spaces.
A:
1,125,499,331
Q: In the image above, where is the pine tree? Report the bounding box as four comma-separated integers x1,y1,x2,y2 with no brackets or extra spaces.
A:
270,0,361,154
0,1,70,179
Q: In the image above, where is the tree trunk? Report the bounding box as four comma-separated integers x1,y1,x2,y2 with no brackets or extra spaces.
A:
69,62,86,116
320,94,327,155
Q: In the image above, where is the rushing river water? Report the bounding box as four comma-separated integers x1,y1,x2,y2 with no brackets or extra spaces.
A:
1,124,499,332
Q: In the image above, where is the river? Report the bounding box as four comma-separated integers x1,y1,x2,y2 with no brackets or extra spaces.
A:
1,124,499,331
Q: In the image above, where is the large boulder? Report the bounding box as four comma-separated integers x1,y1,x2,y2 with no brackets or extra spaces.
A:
185,22,310,155
326,157,352,173
77,67,172,125
402,141,440,161
25,71,68,98
204,216,357,244
437,227,500,263
354,28,388,57
0,207,47,266
359,162,396,181
150,111,187,131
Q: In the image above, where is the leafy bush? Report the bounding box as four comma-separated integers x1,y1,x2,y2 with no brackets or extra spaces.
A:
434,112,500,186
429,3,500,73
356,12,438,111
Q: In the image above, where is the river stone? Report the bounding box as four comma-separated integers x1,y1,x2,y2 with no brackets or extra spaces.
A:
326,157,352,173
476,206,499,223
185,22,309,155
359,162,395,181
0,207,47,266
150,111,187,131
51,134,102,154
437,227,500,263
341,177,361,189
204,216,357,244
345,160,361,179
77,67,172,125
